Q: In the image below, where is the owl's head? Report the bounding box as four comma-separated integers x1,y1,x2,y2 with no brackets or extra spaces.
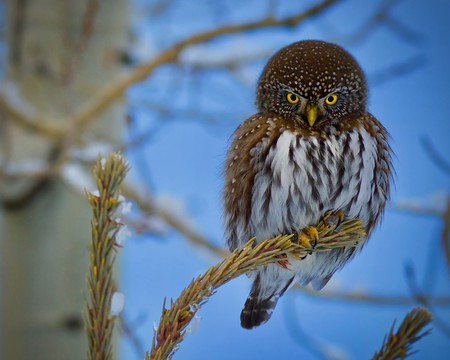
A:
256,40,367,129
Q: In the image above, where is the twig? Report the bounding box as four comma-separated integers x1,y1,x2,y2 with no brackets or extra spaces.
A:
421,136,450,176
370,55,425,87
69,0,339,135
147,214,366,359
121,183,228,257
83,153,130,360
442,198,450,269
405,263,450,337
343,0,421,46
370,307,432,360
123,184,450,307
118,313,147,360
391,202,443,218
0,94,61,137
62,0,100,84
1,0,339,139
297,286,450,306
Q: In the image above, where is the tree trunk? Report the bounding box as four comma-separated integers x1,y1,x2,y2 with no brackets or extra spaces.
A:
0,1,128,359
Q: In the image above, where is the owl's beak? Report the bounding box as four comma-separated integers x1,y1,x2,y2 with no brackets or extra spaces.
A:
306,104,318,127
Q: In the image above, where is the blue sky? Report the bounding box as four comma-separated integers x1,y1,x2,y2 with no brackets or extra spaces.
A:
121,1,450,359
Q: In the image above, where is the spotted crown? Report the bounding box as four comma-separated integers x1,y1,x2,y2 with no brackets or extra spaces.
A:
256,40,367,117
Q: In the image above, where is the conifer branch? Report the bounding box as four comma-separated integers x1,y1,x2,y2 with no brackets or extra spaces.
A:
147,214,365,360
371,307,432,360
84,153,130,360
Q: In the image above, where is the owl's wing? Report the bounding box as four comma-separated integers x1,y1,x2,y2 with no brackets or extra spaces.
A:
223,114,280,251
365,114,393,235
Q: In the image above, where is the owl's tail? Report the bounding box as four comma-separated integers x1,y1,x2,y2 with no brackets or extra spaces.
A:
240,274,294,329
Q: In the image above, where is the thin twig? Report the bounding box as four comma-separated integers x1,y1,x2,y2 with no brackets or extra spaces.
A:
421,136,450,176
297,286,450,306
0,0,339,139
62,0,100,84
343,0,421,46
391,202,443,218
370,307,432,360
442,198,450,269
118,313,147,359
370,55,426,86
121,183,229,257
123,184,450,307
0,94,61,137
405,263,450,337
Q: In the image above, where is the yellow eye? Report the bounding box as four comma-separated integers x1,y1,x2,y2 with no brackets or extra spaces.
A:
286,93,300,104
325,94,338,106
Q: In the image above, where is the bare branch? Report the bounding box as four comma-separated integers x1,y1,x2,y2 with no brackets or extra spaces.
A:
122,184,450,308
369,55,425,86
391,202,443,218
121,183,228,257
0,0,339,138
343,0,422,46
421,137,450,175
297,285,450,306
405,264,450,337
0,95,61,137
442,198,450,269
62,0,100,84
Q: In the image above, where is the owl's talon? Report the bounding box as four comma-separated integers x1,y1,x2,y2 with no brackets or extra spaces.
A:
323,210,345,231
295,226,319,249
333,210,345,229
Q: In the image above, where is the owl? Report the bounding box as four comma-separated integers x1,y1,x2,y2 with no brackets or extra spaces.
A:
223,40,392,329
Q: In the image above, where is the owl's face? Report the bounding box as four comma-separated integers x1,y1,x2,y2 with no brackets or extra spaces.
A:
256,40,367,131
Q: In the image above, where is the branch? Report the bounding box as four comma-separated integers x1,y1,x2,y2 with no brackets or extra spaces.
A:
0,94,61,137
123,184,450,308
442,197,450,269
391,202,443,218
421,136,450,176
69,0,339,135
343,0,422,46
83,153,130,360
297,286,450,306
121,183,229,257
61,0,100,84
1,0,339,138
405,263,450,337
370,307,432,360
147,214,365,359
369,55,425,87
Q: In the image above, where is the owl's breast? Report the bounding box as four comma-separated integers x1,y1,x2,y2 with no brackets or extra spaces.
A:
249,127,383,241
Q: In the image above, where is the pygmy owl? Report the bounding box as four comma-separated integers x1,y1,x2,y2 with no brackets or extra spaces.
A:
223,40,392,329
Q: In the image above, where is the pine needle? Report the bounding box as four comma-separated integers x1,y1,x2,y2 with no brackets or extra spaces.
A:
83,153,130,360
371,307,432,360
147,214,366,360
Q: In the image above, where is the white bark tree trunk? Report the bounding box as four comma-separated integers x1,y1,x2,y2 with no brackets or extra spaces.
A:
0,1,128,359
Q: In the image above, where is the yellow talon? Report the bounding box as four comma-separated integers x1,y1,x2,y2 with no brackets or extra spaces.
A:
296,226,319,249
334,210,345,223
322,210,345,230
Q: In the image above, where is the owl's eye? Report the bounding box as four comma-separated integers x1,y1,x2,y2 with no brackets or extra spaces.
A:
286,93,300,104
325,94,338,106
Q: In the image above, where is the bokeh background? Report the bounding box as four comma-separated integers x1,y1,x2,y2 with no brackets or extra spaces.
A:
1,0,449,359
